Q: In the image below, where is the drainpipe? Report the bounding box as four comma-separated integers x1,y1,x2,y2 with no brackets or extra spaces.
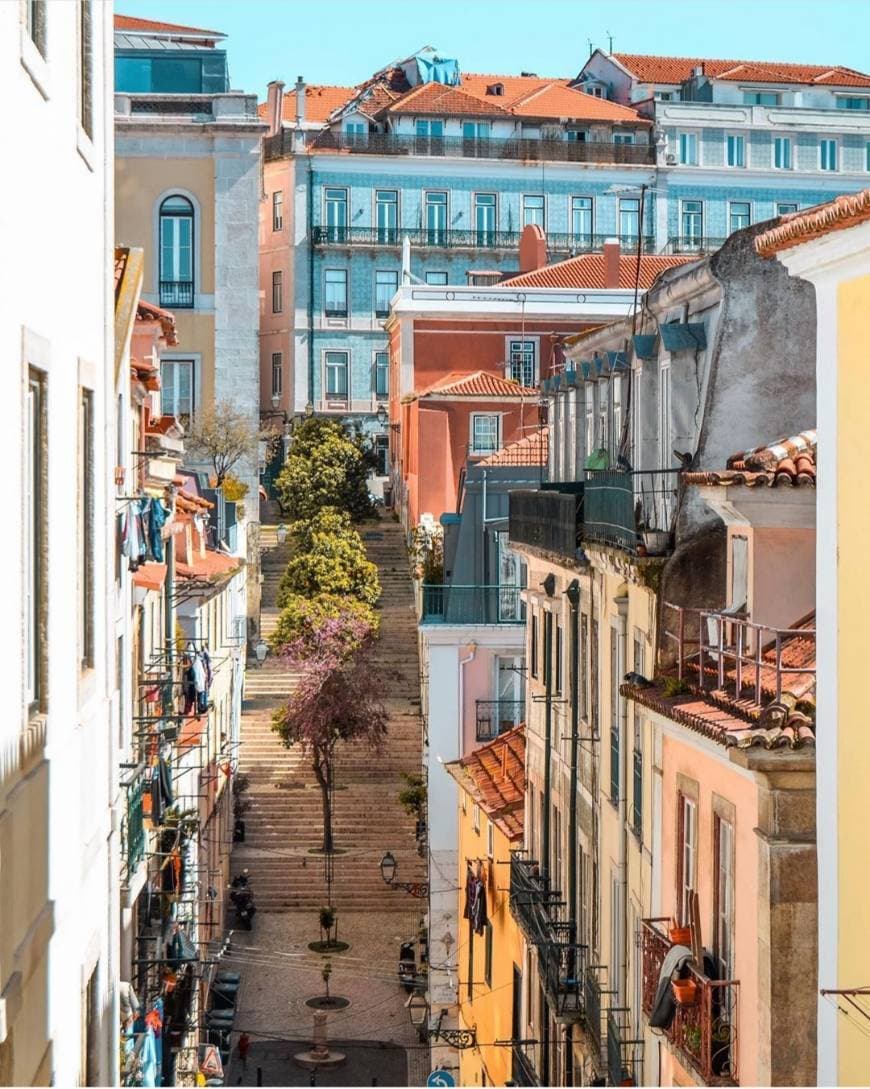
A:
164,487,177,668
307,155,315,410
457,642,477,756
541,607,553,1089
615,594,629,1008
565,578,581,1086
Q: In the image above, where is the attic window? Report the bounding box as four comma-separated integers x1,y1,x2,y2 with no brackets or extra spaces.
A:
487,83,505,96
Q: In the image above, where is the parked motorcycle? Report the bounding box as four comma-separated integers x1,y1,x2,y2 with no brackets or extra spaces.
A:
229,873,257,930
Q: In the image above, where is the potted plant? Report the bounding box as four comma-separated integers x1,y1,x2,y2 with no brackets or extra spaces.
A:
684,1025,702,1055
672,977,699,1006
669,923,692,945
711,1022,732,1076
319,904,337,945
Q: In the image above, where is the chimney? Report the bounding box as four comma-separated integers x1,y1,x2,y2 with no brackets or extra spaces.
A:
295,75,306,127
519,223,548,273
266,80,284,136
603,238,621,289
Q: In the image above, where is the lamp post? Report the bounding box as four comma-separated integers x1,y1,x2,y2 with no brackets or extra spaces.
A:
379,851,429,899
254,639,268,667
276,523,288,545
405,997,476,1049
375,403,388,428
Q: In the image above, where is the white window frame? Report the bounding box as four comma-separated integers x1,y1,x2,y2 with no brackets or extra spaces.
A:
618,197,640,241
776,202,798,215
820,138,839,172
374,269,398,318
658,359,671,471
486,820,494,858
522,193,546,229
613,131,635,144
373,350,389,400
728,200,751,234
715,816,735,980
470,413,501,456
323,268,348,317
773,135,792,170
160,356,198,423
680,199,704,246
272,189,283,231
505,336,539,387
423,189,448,243
323,186,349,240
473,191,498,242
323,349,349,400
679,794,697,926
425,271,448,285
742,88,781,106
725,132,746,168
472,803,481,834
570,195,594,242
836,94,870,111
678,131,698,166
374,188,399,242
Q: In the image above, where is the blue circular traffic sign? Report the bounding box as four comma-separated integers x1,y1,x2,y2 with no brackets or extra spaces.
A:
427,1070,456,1088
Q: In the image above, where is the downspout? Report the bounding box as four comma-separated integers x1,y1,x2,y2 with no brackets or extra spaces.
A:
307,155,315,410
565,578,581,1087
541,608,553,1087
457,642,477,758
616,593,629,1008
164,487,177,667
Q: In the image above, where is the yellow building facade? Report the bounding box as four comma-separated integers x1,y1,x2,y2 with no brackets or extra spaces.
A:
758,191,870,1086
446,727,527,1088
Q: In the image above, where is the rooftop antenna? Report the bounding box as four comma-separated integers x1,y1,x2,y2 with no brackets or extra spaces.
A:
587,38,594,58
607,31,614,54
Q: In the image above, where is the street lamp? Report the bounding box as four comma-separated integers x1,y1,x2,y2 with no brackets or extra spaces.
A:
375,403,388,427
271,392,280,409
404,998,477,1049
276,523,288,545
379,851,429,899
254,639,268,666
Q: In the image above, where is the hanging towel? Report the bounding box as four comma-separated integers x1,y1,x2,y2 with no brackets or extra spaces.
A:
201,648,213,689
191,655,206,694
462,865,475,921
148,498,169,562
471,878,488,935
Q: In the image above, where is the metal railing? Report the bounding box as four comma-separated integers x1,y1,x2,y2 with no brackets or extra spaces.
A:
509,853,561,947
509,488,581,561
420,584,525,625
641,919,738,1084
584,966,606,1059
303,129,657,165
540,935,587,1020
475,699,525,741
159,280,194,308
311,224,656,255
511,1042,540,1087
632,747,643,840
607,1007,645,1087
665,236,728,255
662,602,816,707
583,468,681,554
122,769,146,878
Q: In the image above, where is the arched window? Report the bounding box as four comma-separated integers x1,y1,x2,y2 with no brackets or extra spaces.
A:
159,195,194,307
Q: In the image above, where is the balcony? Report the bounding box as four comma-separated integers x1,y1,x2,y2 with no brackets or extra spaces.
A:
311,225,656,256
583,469,681,555
420,584,524,625
291,129,657,166
121,768,146,878
540,933,587,1021
641,919,738,1084
511,1042,540,1087
509,853,561,945
159,280,194,308
584,966,606,1059
509,488,582,562
664,235,728,255
475,699,524,742
607,1007,645,1086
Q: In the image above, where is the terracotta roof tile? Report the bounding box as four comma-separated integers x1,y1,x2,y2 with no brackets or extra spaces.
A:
114,14,225,37
447,726,526,841
478,427,549,467
417,370,537,398
384,82,511,118
136,299,178,347
502,253,695,290
259,85,358,124
176,549,240,581
506,81,649,123
132,562,167,593
685,429,817,487
612,52,870,88
755,190,870,256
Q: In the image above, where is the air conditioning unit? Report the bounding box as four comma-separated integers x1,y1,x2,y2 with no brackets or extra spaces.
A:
666,153,677,164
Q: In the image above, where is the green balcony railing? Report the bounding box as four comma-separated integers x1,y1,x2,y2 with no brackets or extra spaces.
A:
420,584,524,625
122,771,146,877
583,469,681,554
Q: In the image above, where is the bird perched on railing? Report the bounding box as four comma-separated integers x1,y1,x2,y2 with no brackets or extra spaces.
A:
624,672,653,687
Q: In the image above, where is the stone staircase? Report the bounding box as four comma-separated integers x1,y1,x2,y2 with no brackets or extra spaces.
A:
233,515,427,912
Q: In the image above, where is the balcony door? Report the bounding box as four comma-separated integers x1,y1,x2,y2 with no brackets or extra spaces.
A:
495,655,524,732
424,191,448,245
495,530,523,621
375,189,398,244
324,187,348,242
159,195,193,307
680,200,703,250
474,193,496,246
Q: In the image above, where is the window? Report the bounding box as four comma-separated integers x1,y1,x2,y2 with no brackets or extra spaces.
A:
820,138,838,171
567,128,588,141
416,119,444,139
78,0,93,139
730,535,749,612
161,360,195,425
324,351,348,398
471,413,500,455
484,921,493,987
463,121,491,140
613,132,635,144
374,434,388,476
345,120,366,145
115,55,214,94
837,96,870,110
271,270,283,313
714,816,735,979
373,351,389,399
271,352,283,397
555,624,563,695
597,380,609,452
680,199,703,248
522,194,545,228
375,269,398,317
531,614,539,679
658,363,671,470
159,196,194,307
612,375,623,457
773,136,792,170
324,187,348,242
26,0,47,57
611,872,622,1004
609,627,623,803
677,793,697,925
618,198,640,242
324,269,348,317
375,189,398,243
272,190,283,231
867,143,870,172
678,131,698,165
425,271,448,285
726,134,745,167
776,202,798,215
507,339,537,387
25,369,47,715
584,386,594,457
472,803,481,834
742,89,780,106
632,643,643,839
84,962,100,1085
424,190,448,244
487,820,494,859
729,201,751,233
571,196,593,244
79,388,94,670
474,193,497,245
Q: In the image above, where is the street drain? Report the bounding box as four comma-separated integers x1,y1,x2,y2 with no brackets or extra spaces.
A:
307,940,350,954
305,995,351,1011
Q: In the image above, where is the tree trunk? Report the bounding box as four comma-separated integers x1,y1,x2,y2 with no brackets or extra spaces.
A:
312,745,334,854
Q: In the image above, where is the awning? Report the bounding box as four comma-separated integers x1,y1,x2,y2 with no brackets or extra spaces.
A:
660,322,707,351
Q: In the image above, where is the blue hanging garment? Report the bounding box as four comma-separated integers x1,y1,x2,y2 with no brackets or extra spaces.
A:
149,498,169,563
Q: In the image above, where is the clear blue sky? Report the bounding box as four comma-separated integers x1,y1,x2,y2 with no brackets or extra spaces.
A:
118,0,870,98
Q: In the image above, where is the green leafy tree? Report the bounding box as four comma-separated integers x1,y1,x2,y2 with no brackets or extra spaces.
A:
276,511,381,607
270,592,378,653
276,419,374,522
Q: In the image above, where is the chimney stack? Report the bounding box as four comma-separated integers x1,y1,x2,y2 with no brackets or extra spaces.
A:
519,224,548,273
603,238,621,289
265,80,284,136
295,75,306,127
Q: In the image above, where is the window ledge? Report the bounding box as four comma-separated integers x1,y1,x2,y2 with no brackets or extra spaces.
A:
20,28,50,100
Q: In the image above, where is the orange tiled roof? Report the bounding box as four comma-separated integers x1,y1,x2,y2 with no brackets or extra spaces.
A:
685,429,817,487
114,249,128,295
755,190,870,256
176,549,240,581
259,84,358,124
136,299,178,347
611,51,870,88
418,370,537,398
451,725,526,840
507,81,649,123
384,81,510,118
114,13,225,37
478,426,549,467
502,252,696,290
132,562,167,593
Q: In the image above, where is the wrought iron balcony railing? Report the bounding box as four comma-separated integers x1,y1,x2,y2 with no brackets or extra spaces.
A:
159,280,194,308
607,1007,645,1087
583,468,681,554
511,1041,540,1087
509,853,561,946
420,584,525,625
311,224,656,256
475,699,525,741
509,488,582,561
540,932,587,1021
584,965,606,1060
121,767,146,878
641,919,739,1084
664,236,728,255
